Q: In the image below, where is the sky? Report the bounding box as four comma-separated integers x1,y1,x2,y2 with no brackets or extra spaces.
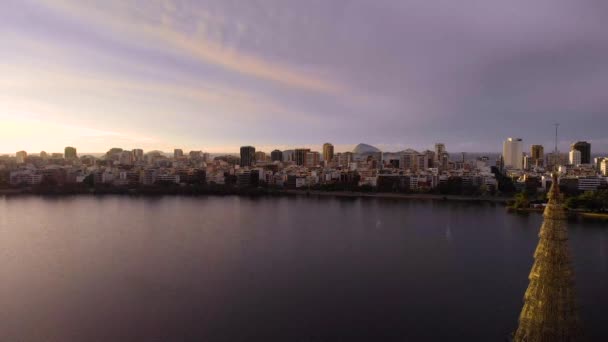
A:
1,0,607,154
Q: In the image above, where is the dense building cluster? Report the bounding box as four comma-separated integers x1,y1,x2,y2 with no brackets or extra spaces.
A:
1,140,606,196
500,138,608,195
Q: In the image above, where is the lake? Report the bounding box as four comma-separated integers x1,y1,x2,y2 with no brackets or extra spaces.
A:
1,195,606,341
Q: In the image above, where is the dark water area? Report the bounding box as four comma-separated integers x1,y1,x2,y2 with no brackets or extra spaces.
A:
1,195,606,341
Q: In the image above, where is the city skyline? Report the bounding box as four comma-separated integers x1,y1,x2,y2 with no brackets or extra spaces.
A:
2,0,608,153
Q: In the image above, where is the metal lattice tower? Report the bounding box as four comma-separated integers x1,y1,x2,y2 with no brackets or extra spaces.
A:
513,174,582,341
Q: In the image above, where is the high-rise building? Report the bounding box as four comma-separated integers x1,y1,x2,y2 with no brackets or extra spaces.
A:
601,159,608,176
254,151,266,162
40,151,48,160
336,152,353,167
569,149,581,166
530,145,544,167
571,141,591,164
240,146,256,167
16,151,27,164
189,151,203,160
282,150,295,162
133,149,144,162
174,149,184,159
434,143,445,163
594,157,605,172
295,148,310,166
514,175,581,341
64,146,77,160
271,150,283,162
502,138,523,170
119,150,134,165
305,151,320,167
322,143,334,162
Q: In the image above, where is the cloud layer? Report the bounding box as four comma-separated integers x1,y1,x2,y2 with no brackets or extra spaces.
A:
1,0,607,153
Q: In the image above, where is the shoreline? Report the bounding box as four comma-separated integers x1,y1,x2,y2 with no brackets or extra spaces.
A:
283,190,510,203
0,187,510,203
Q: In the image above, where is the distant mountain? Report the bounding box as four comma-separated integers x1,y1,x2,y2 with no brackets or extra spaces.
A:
352,143,382,154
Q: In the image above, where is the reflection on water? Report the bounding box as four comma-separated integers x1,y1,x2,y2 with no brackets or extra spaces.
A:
0,195,606,341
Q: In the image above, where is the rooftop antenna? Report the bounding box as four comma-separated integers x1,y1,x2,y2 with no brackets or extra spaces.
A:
553,122,560,173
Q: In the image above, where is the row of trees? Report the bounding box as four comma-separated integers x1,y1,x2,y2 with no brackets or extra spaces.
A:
565,190,608,212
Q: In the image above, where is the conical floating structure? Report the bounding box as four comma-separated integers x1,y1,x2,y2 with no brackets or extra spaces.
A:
514,174,582,341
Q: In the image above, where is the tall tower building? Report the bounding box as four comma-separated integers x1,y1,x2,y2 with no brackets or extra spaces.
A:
322,143,334,162
174,149,184,159
64,146,77,160
570,141,590,164
514,174,582,341
270,150,283,162
254,151,266,162
133,149,144,162
295,148,311,166
434,143,446,161
569,149,581,166
240,146,256,167
15,151,27,164
305,151,320,167
502,138,523,170
530,145,544,167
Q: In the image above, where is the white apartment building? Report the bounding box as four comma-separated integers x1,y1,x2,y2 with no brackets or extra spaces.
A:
502,138,523,170
569,150,581,166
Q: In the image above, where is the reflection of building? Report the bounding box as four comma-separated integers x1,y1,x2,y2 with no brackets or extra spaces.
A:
240,146,256,167
323,143,334,162
514,175,581,341
571,141,590,165
503,137,523,170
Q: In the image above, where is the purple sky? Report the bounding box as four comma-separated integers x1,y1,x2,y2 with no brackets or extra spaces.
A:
1,0,607,154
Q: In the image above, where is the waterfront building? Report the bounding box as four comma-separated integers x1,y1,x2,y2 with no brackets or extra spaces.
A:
577,176,602,192
571,141,591,165
295,148,310,166
399,149,418,171
502,137,523,170
271,150,283,162
530,145,544,167
305,151,320,168
514,174,582,341
240,146,256,167
569,149,581,166
64,146,77,160
322,143,334,162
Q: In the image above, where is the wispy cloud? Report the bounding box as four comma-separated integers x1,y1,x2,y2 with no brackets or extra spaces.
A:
36,0,344,94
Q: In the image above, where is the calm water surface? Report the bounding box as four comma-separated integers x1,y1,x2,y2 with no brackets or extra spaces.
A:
1,195,607,341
